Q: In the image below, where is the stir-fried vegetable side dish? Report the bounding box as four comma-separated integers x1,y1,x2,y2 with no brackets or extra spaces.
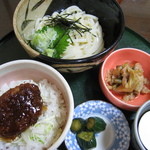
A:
26,6,104,59
106,62,150,101
70,117,106,149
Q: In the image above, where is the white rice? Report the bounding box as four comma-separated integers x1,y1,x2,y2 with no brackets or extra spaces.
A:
0,79,67,150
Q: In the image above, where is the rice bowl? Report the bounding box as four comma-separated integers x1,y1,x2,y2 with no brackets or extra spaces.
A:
0,60,74,150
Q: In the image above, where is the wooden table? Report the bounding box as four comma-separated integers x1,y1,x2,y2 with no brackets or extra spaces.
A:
0,0,150,42
120,0,150,42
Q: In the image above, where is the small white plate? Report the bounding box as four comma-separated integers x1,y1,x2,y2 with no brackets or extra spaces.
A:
65,100,130,150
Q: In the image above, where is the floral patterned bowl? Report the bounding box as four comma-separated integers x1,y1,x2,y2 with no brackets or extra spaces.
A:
65,100,130,150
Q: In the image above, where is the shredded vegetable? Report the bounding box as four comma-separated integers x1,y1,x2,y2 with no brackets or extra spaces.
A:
106,63,150,101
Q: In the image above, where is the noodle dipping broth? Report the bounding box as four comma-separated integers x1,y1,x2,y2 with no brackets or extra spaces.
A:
132,101,150,150
25,6,104,59
138,111,150,149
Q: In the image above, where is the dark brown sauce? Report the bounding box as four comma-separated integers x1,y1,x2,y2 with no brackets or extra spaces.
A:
0,83,43,141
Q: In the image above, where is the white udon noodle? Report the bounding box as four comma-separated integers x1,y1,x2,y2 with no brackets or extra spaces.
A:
33,6,104,59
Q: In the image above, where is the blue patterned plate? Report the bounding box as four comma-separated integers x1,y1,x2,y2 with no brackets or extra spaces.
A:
65,100,130,150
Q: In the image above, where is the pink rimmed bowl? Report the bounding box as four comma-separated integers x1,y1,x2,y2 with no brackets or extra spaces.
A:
99,48,150,111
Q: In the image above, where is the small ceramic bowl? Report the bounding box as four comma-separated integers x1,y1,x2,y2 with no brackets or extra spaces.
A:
132,100,150,150
13,0,124,73
99,48,150,111
0,60,74,150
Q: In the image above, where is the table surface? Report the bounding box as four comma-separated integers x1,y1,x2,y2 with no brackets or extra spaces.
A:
0,0,150,42
120,0,150,42
0,1,150,150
